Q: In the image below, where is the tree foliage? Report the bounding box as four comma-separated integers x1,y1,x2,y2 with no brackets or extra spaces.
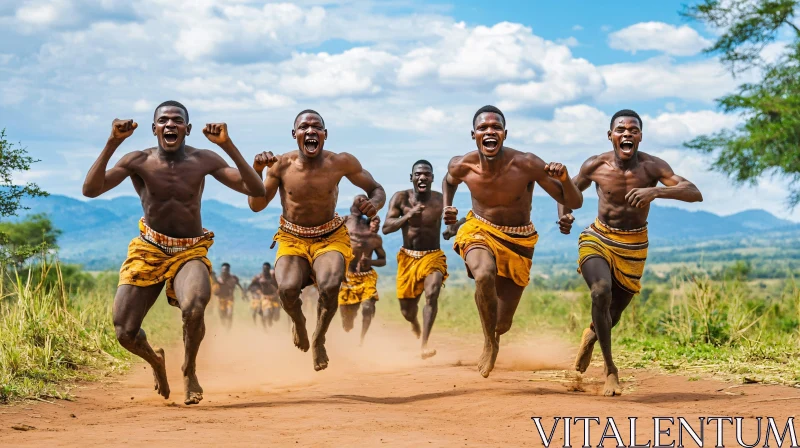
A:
0,128,50,268
683,1,800,204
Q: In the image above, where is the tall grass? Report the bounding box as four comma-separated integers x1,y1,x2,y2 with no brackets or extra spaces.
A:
0,260,175,402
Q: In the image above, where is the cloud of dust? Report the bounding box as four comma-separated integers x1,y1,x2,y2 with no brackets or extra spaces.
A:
494,335,574,372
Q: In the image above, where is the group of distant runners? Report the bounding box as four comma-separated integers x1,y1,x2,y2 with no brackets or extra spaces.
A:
82,102,701,404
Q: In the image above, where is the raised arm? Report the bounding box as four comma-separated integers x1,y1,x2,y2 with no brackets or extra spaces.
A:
626,157,703,208
82,119,142,198
442,156,466,225
371,239,387,268
341,153,386,218
529,155,583,210
203,123,266,197
382,192,414,235
248,152,280,212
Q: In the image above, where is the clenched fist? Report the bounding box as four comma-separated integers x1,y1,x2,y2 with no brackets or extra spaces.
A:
357,196,378,218
443,206,458,226
203,123,230,146
558,213,575,235
626,188,658,208
544,162,569,182
111,119,137,141
253,151,278,172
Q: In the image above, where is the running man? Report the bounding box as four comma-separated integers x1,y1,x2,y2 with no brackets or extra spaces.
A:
558,109,702,396
248,109,385,371
211,263,244,329
339,195,386,345
249,262,281,327
383,160,451,359
443,105,583,378
82,101,266,404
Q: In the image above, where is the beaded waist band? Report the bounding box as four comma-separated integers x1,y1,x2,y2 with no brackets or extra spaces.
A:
400,247,440,259
138,218,211,255
279,214,345,238
593,218,647,234
347,269,375,277
472,211,536,236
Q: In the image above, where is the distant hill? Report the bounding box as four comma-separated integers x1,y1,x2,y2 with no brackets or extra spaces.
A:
13,193,800,276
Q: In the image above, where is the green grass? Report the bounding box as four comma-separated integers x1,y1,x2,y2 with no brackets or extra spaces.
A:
0,260,177,403
380,269,800,386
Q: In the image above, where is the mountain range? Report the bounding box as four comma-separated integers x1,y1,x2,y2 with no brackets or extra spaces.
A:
12,192,799,276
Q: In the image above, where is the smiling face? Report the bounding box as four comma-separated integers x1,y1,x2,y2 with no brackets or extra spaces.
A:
410,163,433,194
292,112,327,158
608,116,642,161
472,112,507,159
221,264,230,278
152,106,190,152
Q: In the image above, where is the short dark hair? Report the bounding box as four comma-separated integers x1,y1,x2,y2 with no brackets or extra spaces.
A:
294,109,325,128
221,262,230,268
154,100,189,122
412,160,433,171
263,262,271,268
610,109,642,130
473,105,505,128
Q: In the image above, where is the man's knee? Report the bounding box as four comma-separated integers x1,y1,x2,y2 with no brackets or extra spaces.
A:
472,266,496,290
590,280,613,307
115,325,140,347
496,319,512,336
399,301,417,319
181,300,206,323
362,299,376,317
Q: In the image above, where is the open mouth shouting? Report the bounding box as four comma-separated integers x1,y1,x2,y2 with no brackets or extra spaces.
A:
482,136,499,152
164,130,179,145
620,139,634,154
304,136,320,154
416,180,428,192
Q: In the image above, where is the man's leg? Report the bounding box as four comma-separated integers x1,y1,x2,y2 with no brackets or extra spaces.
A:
576,257,622,396
421,271,443,359
310,251,346,371
276,256,312,352
360,298,376,345
172,260,212,405
464,248,499,378
113,283,169,399
398,297,421,338
494,276,525,338
340,303,358,332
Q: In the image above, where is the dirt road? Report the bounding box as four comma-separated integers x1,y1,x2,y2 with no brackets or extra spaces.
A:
3,314,799,447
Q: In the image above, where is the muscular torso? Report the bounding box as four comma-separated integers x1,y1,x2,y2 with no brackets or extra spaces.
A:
274,151,347,227
395,190,443,251
128,146,215,238
214,275,239,298
251,272,277,296
345,216,382,273
587,152,661,229
455,148,536,227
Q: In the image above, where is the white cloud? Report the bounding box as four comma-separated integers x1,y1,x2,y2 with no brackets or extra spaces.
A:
609,22,711,56
572,25,583,31
15,0,69,27
644,110,741,146
133,99,150,112
278,48,398,97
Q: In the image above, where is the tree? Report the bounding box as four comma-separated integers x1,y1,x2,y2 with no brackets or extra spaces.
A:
0,214,61,268
0,128,49,268
683,1,800,204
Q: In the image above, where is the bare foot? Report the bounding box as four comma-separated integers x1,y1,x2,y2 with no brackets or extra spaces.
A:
152,348,170,400
477,340,499,378
421,348,437,360
573,327,597,373
603,371,622,397
411,321,421,339
312,342,329,371
292,319,310,352
183,372,204,405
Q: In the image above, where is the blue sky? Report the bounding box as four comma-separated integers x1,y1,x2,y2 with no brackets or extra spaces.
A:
2,0,798,220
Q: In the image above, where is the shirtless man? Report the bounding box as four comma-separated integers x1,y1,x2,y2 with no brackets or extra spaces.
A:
383,160,451,359
443,105,583,378
249,262,280,327
339,195,386,345
558,109,702,396
211,262,244,329
82,101,265,405
248,109,386,371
